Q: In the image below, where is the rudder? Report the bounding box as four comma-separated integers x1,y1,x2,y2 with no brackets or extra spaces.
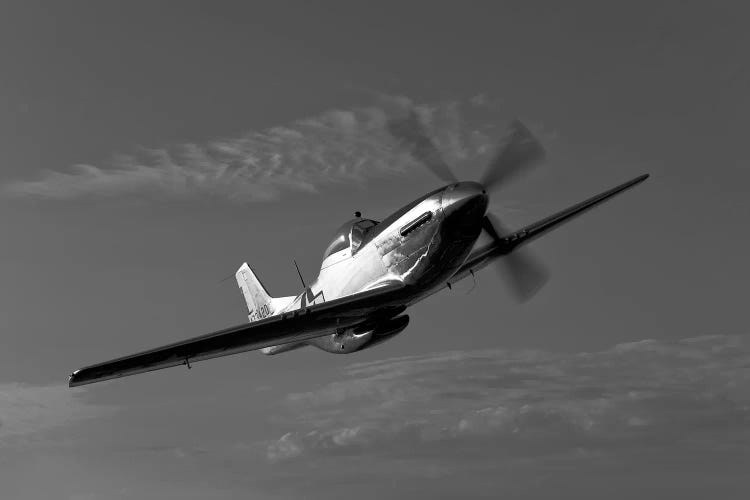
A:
235,263,295,322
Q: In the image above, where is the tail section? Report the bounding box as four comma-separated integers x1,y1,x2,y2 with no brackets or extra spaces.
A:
235,263,295,322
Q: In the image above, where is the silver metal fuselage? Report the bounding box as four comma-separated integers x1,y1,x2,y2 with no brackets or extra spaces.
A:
274,182,489,353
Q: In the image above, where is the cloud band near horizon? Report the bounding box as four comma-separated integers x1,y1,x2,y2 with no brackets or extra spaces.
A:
266,334,750,463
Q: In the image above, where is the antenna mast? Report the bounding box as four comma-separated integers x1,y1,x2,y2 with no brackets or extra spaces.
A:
293,259,307,289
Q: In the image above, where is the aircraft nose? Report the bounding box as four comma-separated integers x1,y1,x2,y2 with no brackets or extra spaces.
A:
441,181,489,220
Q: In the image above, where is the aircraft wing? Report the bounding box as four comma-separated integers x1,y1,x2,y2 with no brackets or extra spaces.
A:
448,173,650,285
68,282,407,387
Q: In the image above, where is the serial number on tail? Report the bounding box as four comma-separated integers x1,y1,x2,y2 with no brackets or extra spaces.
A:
249,304,271,321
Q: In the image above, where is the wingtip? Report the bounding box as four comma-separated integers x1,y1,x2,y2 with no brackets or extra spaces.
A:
68,369,85,388
625,173,650,188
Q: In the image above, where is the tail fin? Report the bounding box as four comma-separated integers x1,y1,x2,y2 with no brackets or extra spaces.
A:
235,263,295,322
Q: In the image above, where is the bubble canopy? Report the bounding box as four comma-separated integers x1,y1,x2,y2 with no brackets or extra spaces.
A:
322,218,379,260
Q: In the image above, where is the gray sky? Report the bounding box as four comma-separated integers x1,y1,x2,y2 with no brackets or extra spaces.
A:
1,2,749,499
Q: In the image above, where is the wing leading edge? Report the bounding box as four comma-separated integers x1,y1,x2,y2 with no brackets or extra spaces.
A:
448,173,650,285
69,282,407,387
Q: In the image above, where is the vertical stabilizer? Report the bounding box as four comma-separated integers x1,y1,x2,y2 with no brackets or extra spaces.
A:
235,263,295,322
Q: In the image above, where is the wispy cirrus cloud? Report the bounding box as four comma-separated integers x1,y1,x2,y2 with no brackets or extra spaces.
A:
267,335,750,462
3,95,516,203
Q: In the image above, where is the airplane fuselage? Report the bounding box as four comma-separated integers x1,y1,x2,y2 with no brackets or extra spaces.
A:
268,181,489,353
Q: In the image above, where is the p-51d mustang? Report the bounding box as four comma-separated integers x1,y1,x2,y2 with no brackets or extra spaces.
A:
69,114,649,387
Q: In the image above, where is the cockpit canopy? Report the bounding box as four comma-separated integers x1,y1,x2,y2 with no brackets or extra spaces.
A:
322,218,379,261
